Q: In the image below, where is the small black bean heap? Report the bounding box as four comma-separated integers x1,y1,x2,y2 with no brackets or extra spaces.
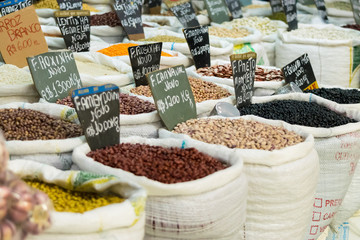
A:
304,88,360,104
239,100,357,128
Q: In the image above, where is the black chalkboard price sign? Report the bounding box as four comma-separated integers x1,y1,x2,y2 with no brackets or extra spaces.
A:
167,1,200,28
225,0,243,19
314,0,328,23
149,0,161,14
282,0,298,30
56,0,82,10
230,52,257,109
113,0,144,40
146,65,197,130
350,0,360,24
0,0,32,16
281,53,319,90
72,84,120,151
27,50,83,103
55,10,90,52
183,26,210,69
269,0,283,13
128,42,162,86
204,0,230,24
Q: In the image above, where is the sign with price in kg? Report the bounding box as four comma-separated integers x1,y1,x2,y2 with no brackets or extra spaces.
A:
146,65,197,130
27,50,83,103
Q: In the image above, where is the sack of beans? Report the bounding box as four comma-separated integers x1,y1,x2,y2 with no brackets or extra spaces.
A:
0,64,39,104
0,102,85,170
220,17,288,65
8,160,146,240
159,115,319,240
276,24,360,88
238,93,360,239
123,28,234,60
242,0,272,17
186,59,285,96
72,136,247,239
124,77,235,117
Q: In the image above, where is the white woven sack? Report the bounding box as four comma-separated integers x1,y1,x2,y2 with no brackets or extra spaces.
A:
159,115,319,240
142,14,210,30
349,211,360,239
8,160,146,240
251,93,360,239
242,1,272,17
1,102,85,170
45,35,106,50
276,24,360,88
186,59,284,96
73,136,247,239
0,84,39,104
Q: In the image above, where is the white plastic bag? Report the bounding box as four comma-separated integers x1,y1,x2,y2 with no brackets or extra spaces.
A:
8,160,146,240
251,93,360,239
159,115,319,240
0,102,85,170
73,136,247,239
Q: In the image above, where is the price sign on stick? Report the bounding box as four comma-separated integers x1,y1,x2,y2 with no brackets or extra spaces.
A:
55,10,91,52
270,0,283,13
146,65,196,130
128,42,162,86
113,0,144,40
204,0,230,24
314,0,328,23
282,53,319,90
27,50,83,103
56,0,82,10
0,0,32,16
72,84,120,151
225,0,243,19
282,0,298,30
0,5,48,68
168,1,200,28
183,26,210,69
230,52,256,109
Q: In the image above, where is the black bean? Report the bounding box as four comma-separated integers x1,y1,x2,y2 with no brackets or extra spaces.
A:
304,88,360,104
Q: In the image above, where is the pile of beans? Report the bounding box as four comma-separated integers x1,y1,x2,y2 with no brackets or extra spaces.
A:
196,64,284,82
173,118,303,150
138,35,186,43
130,77,231,103
87,143,228,184
304,88,360,104
342,24,360,31
209,26,250,38
25,180,124,213
286,27,360,40
0,109,83,141
56,96,74,108
120,93,156,114
238,100,357,128
222,17,278,35
91,11,121,27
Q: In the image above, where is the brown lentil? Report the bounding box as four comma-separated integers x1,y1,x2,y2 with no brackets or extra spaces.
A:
87,143,228,184
138,35,186,43
209,26,250,38
91,11,121,27
130,77,231,103
25,180,124,213
56,96,74,108
173,118,304,150
0,108,83,141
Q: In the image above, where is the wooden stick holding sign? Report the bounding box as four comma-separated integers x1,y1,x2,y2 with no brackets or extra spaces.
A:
183,26,211,69
0,0,32,16
27,50,83,103
72,84,120,151
146,65,196,130
56,0,83,10
230,52,256,109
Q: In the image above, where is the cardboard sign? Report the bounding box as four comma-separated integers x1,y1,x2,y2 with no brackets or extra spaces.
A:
149,0,161,14
0,0,32,16
270,0,283,13
146,65,196,130
282,53,319,91
56,0,82,10
72,84,120,151
350,0,360,24
27,50,83,103
314,0,328,23
225,0,243,19
230,52,256,109
0,5,47,68
113,0,144,40
55,10,90,52
282,0,298,30
0,52,4,66
168,1,200,28
128,42,162,86
183,26,210,69
204,0,230,24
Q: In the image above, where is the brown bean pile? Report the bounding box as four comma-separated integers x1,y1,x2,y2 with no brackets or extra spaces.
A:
56,96,74,108
173,118,303,150
91,11,121,27
87,143,228,184
196,64,284,82
130,77,231,103
0,108,83,141
120,93,156,114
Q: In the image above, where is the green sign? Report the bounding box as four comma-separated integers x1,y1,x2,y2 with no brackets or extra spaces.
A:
27,50,83,103
204,0,230,24
146,65,196,130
